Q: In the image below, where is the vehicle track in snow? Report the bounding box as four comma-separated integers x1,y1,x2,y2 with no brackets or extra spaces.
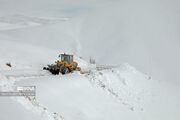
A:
83,65,149,112
85,70,135,111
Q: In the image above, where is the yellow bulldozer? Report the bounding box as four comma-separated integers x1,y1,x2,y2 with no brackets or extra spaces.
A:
43,53,81,75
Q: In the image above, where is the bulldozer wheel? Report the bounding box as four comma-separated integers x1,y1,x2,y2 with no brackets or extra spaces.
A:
61,66,69,75
50,68,60,75
72,64,77,70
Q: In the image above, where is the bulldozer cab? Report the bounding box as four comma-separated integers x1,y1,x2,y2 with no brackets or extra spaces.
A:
60,54,73,64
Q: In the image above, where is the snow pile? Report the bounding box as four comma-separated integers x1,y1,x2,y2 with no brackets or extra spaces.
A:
85,63,151,111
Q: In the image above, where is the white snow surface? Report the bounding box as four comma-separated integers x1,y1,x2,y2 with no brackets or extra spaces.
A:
0,39,180,120
0,0,180,120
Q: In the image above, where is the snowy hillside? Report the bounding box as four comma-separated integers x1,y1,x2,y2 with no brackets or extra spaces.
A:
0,39,180,120
76,0,180,84
0,0,180,120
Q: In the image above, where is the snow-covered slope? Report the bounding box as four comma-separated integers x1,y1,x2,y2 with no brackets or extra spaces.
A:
0,97,45,120
0,39,179,120
0,0,180,120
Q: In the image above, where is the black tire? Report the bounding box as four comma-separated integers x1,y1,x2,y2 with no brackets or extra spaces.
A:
61,66,69,75
50,68,60,75
43,67,48,70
